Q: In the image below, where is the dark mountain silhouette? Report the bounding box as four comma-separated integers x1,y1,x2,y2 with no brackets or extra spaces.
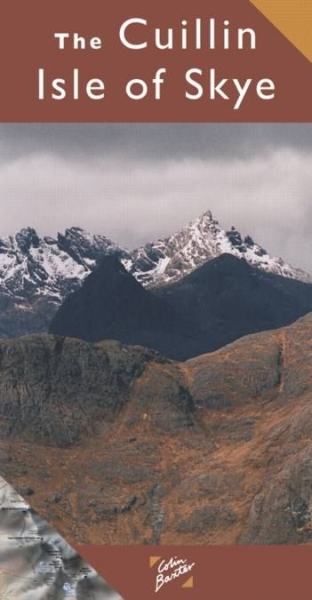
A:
50,253,312,360
156,253,312,351
49,255,202,360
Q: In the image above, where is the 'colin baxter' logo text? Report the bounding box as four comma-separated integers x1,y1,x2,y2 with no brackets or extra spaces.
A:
150,555,195,593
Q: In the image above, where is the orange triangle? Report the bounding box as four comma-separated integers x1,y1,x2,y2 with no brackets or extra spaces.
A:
182,576,194,589
250,0,312,62
150,556,162,568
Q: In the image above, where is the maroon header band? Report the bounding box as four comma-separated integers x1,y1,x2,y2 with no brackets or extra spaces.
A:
0,0,311,121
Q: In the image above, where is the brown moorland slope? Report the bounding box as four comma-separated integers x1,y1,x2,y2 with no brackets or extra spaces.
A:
1,314,312,545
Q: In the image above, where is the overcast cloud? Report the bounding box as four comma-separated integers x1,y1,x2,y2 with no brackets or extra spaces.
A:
0,124,311,274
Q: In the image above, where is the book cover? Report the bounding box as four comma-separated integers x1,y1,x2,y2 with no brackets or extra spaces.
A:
0,1,312,598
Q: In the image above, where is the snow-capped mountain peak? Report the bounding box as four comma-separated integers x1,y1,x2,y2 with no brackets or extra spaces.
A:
0,211,311,310
0,226,128,301
128,210,312,286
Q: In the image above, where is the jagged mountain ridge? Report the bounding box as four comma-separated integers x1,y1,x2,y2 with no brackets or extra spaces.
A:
0,211,310,306
0,226,126,301
0,211,311,339
129,211,312,287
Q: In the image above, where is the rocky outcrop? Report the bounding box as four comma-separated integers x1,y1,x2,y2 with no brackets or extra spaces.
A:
2,315,312,545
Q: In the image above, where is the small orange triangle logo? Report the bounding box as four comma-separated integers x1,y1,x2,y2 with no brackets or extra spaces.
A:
182,576,194,589
250,0,312,62
150,556,162,568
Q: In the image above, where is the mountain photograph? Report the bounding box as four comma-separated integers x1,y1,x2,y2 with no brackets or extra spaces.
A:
2,210,312,360
0,123,312,548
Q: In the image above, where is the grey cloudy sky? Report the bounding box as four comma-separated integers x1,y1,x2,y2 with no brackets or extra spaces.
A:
0,124,311,273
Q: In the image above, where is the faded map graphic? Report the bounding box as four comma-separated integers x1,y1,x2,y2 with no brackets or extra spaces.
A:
0,476,122,600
